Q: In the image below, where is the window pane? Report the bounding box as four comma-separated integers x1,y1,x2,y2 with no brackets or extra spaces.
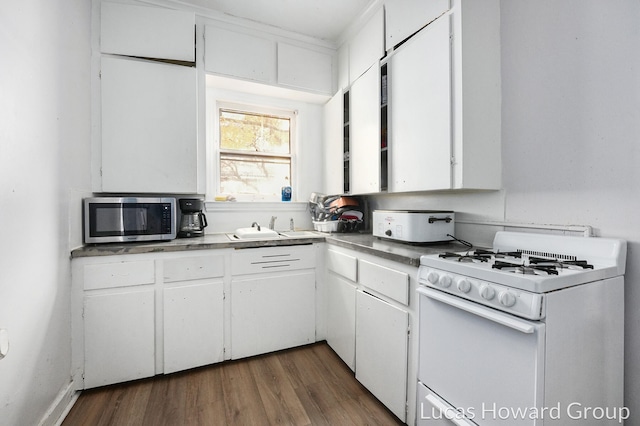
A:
220,153,291,197
219,110,290,154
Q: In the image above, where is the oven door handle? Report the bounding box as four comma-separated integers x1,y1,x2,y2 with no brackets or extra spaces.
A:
424,394,476,426
418,287,536,334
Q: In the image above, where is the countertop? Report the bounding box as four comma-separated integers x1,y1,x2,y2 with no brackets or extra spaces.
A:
71,232,466,266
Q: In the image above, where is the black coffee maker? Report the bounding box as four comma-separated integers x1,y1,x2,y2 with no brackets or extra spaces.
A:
178,198,207,238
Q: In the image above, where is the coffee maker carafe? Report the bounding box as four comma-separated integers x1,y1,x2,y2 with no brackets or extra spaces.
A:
178,198,207,238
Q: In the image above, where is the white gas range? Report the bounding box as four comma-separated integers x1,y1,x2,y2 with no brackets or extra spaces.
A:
416,231,628,425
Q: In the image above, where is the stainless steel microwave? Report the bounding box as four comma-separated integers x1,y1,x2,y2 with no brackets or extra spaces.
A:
83,197,176,244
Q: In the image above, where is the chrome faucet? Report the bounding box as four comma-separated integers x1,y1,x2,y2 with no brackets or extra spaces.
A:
269,216,277,230
251,222,261,231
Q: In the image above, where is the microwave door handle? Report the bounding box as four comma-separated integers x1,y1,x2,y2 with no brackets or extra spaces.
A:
424,394,475,426
417,287,536,334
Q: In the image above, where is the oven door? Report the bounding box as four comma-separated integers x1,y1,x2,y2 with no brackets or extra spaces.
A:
417,287,545,426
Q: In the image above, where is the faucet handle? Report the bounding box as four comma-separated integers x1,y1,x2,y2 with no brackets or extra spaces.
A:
289,218,294,231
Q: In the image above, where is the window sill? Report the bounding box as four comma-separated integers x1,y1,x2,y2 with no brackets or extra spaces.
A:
205,201,308,212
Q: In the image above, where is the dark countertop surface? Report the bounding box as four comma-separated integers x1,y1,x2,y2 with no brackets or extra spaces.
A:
71,231,466,266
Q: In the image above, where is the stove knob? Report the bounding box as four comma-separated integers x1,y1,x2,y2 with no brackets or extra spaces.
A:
456,278,471,293
438,275,452,288
480,284,495,300
426,271,440,284
385,229,392,236
499,291,517,307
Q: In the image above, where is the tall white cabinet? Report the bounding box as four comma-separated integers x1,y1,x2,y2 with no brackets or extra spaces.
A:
95,2,199,194
350,64,381,194
100,57,198,193
388,16,452,192
384,0,450,49
387,0,501,191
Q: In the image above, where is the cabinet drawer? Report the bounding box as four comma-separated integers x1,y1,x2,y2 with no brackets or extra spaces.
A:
83,260,155,291
232,245,315,275
326,249,357,282
358,259,409,305
163,255,224,283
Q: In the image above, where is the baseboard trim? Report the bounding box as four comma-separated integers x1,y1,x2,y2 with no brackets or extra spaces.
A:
38,381,79,426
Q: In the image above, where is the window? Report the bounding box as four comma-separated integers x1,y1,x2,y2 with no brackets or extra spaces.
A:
217,103,295,201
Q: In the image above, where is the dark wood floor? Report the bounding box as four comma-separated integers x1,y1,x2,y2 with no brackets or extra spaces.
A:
63,342,405,425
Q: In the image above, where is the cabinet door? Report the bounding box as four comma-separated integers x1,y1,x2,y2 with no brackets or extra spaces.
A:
231,271,315,359
164,281,224,374
385,0,450,49
204,26,276,84
323,90,344,194
350,65,381,194
390,17,452,192
356,290,408,422
349,7,384,83
277,42,333,94
101,2,195,62
326,272,356,371
100,56,197,193
83,289,155,388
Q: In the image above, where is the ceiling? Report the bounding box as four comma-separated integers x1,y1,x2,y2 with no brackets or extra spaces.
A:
176,0,375,42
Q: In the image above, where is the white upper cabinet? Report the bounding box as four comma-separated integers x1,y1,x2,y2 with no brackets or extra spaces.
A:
387,0,501,192
204,26,334,94
100,56,198,193
323,89,344,195
277,42,333,93
348,7,385,84
384,0,450,50
450,0,501,189
204,26,276,84
389,16,452,192
101,2,195,62
350,65,381,194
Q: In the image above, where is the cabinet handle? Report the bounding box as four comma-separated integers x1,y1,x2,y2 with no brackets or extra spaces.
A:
424,394,475,426
428,216,452,223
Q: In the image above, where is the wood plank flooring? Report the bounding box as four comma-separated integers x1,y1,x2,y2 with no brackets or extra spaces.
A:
63,342,405,426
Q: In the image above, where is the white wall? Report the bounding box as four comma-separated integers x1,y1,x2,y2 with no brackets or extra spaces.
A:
370,0,640,421
500,0,640,419
0,0,91,424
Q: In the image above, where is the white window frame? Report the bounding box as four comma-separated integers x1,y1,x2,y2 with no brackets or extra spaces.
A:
209,100,297,202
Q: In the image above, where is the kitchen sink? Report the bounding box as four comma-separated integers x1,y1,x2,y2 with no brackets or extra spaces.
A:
226,228,318,241
277,231,318,238
230,226,281,240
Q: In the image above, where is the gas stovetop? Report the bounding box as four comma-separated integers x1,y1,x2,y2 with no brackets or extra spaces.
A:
420,231,626,294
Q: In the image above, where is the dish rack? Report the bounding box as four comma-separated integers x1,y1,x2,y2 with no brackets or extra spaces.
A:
308,193,363,233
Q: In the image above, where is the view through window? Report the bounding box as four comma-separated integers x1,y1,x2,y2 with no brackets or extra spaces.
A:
218,106,293,200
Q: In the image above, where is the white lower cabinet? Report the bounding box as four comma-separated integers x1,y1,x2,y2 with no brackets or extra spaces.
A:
162,254,225,374
83,288,155,388
163,281,224,374
324,245,416,424
74,251,228,389
326,273,356,370
356,290,409,422
231,270,316,359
